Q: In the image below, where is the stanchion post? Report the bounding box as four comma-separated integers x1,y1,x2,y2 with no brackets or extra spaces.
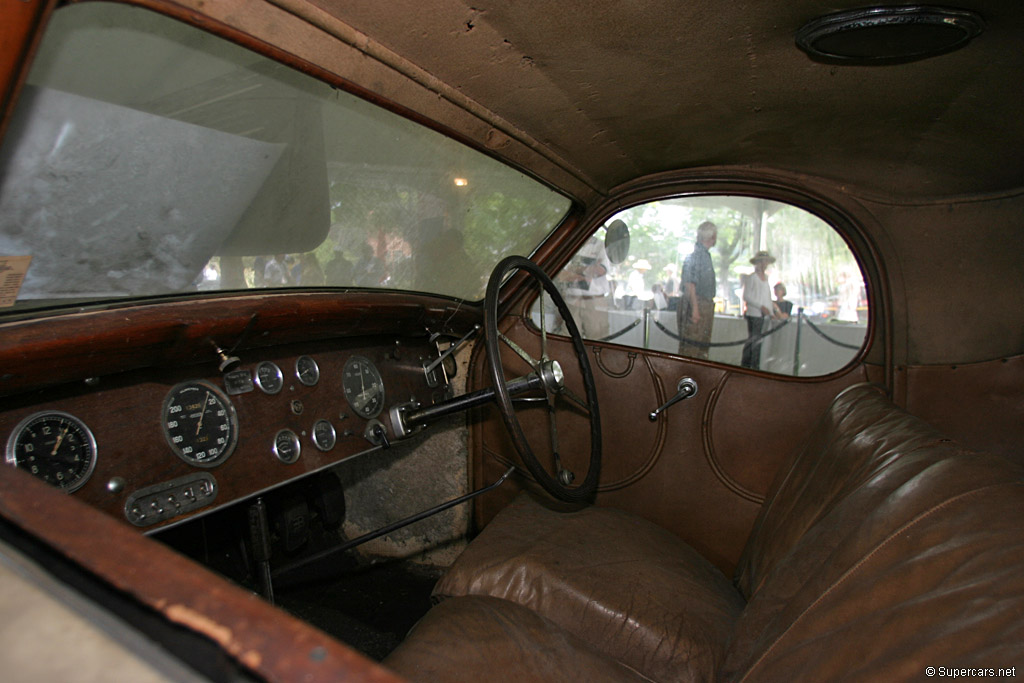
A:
794,307,804,377
642,307,651,349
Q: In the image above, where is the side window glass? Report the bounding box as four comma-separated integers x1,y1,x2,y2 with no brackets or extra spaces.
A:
535,196,868,377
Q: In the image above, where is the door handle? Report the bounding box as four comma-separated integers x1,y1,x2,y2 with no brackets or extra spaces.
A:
649,377,698,421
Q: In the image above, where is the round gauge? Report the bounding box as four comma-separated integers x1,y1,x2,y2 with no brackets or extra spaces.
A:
296,356,320,386
255,361,284,394
342,355,385,419
312,419,336,451
273,429,301,464
163,381,238,468
5,411,97,493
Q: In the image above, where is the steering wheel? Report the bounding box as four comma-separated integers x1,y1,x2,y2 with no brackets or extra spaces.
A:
484,255,601,503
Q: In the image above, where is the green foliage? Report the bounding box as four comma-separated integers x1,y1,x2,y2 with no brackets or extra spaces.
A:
601,197,863,316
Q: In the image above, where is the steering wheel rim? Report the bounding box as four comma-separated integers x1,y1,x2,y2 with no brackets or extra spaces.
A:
484,255,601,503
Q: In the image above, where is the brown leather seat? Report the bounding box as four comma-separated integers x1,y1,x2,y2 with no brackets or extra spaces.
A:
383,595,654,683
385,384,1024,682
431,495,745,681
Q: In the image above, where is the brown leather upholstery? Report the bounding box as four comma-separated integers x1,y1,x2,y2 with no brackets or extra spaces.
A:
383,596,652,683
431,496,745,681
724,472,1024,681
385,384,1024,682
733,383,951,598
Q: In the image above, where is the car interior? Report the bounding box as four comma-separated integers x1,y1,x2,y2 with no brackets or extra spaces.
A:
1,1,1022,681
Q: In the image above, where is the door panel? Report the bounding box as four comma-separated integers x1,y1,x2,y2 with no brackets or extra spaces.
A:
470,309,869,575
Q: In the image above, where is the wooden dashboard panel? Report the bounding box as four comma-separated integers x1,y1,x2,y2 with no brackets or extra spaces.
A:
0,292,483,532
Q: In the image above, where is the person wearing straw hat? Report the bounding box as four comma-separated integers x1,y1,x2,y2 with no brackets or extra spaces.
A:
625,258,653,309
741,250,783,369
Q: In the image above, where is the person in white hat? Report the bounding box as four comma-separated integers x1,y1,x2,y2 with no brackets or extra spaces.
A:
625,258,653,309
741,250,783,369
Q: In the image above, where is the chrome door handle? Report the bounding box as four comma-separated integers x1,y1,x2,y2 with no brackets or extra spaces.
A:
649,377,698,421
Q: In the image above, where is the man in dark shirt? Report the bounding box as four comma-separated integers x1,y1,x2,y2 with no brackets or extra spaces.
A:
676,221,718,359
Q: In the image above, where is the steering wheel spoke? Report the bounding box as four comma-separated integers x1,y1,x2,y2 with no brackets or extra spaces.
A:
498,331,541,372
485,255,602,503
537,283,550,361
557,385,591,415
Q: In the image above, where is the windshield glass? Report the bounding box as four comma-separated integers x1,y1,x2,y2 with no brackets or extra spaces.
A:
0,3,571,314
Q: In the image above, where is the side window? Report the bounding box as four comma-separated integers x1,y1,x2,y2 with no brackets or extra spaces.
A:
537,196,868,377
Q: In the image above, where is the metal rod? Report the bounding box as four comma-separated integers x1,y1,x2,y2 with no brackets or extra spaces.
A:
403,372,543,428
642,307,651,349
247,498,275,604
794,307,803,377
271,467,516,579
424,324,480,375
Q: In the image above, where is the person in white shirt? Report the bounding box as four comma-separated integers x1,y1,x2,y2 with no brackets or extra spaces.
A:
625,259,653,309
558,235,612,339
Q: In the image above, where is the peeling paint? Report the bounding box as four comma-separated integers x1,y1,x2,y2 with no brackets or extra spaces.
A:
165,604,234,648
486,128,512,150
240,650,262,668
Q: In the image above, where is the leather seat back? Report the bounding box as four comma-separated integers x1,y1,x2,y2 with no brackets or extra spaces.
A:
726,453,1024,680
726,383,1024,680
734,383,948,598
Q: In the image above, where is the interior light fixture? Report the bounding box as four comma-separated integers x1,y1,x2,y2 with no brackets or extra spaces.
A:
796,5,984,65
453,177,468,187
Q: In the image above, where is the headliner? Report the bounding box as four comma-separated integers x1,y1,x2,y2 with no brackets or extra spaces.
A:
301,0,1024,203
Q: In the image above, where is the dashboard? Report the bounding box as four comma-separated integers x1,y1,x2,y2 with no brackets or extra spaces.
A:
0,293,478,533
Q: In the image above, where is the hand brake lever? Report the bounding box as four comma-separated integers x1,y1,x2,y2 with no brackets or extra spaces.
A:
424,324,481,387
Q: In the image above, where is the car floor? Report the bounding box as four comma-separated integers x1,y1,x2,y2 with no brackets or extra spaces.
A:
274,559,442,661
153,499,442,662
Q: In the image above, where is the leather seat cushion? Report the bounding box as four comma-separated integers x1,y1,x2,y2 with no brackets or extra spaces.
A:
434,493,745,682
383,596,652,683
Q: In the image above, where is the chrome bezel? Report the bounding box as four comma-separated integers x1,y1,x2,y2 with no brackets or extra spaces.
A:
295,355,320,386
342,355,385,419
255,361,284,394
311,419,336,452
162,380,238,468
5,410,98,493
273,429,301,464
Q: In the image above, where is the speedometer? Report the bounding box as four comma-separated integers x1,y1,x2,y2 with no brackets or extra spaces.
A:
162,380,238,467
342,355,385,419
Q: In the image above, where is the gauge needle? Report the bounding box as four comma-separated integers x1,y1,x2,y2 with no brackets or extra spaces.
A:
50,425,69,456
355,387,373,408
196,391,210,435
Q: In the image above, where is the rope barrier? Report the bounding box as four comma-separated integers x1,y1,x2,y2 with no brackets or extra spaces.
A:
597,308,860,353
803,316,862,350
598,317,642,343
651,316,789,348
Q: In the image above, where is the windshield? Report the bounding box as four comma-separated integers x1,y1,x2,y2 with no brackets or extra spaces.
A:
0,3,571,314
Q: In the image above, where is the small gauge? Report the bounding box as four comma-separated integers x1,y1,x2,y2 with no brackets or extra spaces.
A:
5,411,97,493
312,419,336,451
255,361,284,394
296,356,320,386
273,429,301,463
342,355,385,419
163,381,238,468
